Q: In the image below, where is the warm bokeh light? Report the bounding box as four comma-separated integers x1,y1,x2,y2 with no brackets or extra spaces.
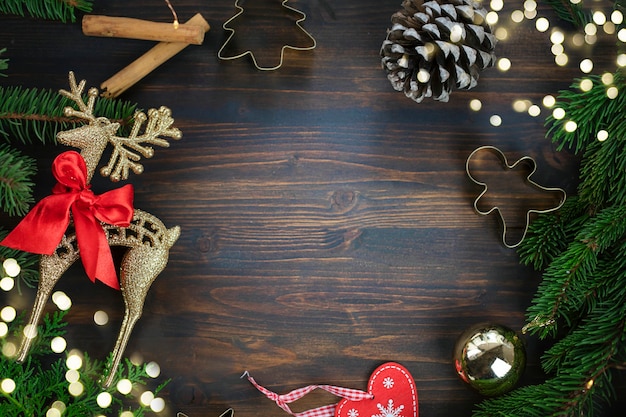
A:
66,352,83,370
2,341,17,357
564,120,578,132
1,306,16,322
592,11,606,25
469,99,482,111
150,397,166,412
140,391,155,406
1,378,16,394
579,78,594,92
536,17,549,32
68,381,84,397
2,259,20,277
46,408,61,417
511,10,524,23
552,108,566,119
597,130,609,142
601,73,614,85
23,324,38,339
52,291,72,311
579,59,594,73
146,361,161,378
550,30,565,44
497,57,511,71
489,115,502,127
0,277,14,291
94,310,109,326
486,11,499,25
65,369,80,384
542,95,556,108
513,99,529,112
555,53,568,66
490,0,504,12
96,392,113,408
51,336,67,353
528,105,541,117
117,378,133,395
606,86,618,99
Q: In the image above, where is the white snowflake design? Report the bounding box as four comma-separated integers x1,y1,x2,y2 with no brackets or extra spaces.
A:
382,376,394,389
371,399,404,417
348,409,360,417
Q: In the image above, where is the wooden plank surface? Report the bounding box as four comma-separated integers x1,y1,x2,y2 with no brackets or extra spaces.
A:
1,1,623,416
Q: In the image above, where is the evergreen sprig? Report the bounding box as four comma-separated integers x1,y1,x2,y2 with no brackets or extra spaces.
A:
540,0,591,28
474,71,626,416
0,48,8,77
0,0,93,23
0,230,39,289
0,143,36,217
525,204,626,337
0,311,168,416
546,72,626,157
475,267,626,416
0,84,138,145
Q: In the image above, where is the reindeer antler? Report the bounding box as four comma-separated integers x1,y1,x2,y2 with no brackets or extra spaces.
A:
56,71,182,182
101,106,182,181
59,71,98,123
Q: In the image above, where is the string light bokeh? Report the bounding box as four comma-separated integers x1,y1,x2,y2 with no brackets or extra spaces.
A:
469,0,624,140
0,257,167,415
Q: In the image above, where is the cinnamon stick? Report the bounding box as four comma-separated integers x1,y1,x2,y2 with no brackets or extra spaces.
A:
83,15,208,45
100,13,210,99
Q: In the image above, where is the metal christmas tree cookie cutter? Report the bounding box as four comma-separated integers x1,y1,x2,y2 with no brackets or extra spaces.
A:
217,0,316,70
466,145,567,248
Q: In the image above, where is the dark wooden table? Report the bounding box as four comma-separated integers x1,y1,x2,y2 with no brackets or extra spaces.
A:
1,1,623,416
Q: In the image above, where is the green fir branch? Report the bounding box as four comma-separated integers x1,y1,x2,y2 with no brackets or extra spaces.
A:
0,48,8,77
540,0,591,28
0,85,138,145
546,72,626,156
0,144,36,217
0,229,40,289
0,0,93,23
524,204,626,338
518,196,589,270
28,310,69,356
0,311,168,416
481,24,626,416
476,269,626,416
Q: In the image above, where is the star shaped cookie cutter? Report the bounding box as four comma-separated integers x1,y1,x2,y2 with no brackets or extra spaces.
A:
217,0,316,70
466,146,567,248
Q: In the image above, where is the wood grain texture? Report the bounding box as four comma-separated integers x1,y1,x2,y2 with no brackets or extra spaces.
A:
1,1,623,416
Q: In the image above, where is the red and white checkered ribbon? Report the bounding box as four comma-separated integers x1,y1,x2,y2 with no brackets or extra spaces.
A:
242,371,373,417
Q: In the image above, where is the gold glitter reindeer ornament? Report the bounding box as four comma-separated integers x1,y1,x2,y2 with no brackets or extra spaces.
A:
1,72,181,388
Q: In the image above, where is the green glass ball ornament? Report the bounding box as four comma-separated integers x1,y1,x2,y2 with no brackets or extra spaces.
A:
453,323,526,396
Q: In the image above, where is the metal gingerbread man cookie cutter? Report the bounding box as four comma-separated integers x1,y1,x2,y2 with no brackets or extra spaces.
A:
466,145,567,248
217,0,316,70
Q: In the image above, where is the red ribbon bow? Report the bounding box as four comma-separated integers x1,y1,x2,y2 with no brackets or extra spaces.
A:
1,151,134,290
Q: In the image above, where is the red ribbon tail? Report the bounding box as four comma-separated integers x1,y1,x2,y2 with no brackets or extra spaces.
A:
74,211,120,290
0,194,74,255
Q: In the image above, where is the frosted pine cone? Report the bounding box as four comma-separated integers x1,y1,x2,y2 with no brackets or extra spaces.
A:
381,0,497,103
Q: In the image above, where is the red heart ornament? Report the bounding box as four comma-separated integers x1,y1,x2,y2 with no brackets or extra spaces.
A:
336,362,418,417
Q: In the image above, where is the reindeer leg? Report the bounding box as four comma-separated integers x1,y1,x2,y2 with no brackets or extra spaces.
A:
101,244,171,388
17,252,79,362
102,303,141,388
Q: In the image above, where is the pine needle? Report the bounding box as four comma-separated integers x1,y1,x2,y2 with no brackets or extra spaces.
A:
0,0,93,23
0,85,138,145
0,144,36,217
